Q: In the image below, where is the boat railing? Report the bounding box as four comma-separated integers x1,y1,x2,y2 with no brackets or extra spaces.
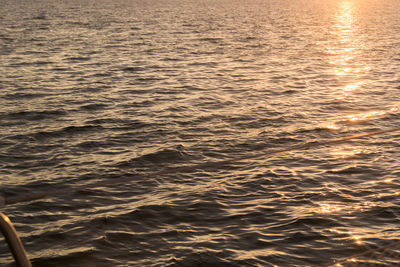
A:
0,211,32,267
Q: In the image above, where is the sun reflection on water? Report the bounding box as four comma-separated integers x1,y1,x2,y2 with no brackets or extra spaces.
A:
343,81,363,93
384,177,393,184
328,229,365,246
345,110,387,123
352,235,363,245
329,0,371,99
330,146,362,158
318,203,343,214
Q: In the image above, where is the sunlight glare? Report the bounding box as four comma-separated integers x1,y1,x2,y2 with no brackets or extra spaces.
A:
330,147,362,158
319,203,343,214
345,110,386,123
384,178,393,184
343,81,363,92
352,235,362,245
329,0,372,99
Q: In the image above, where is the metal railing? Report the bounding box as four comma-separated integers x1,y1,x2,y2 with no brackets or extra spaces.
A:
0,212,32,267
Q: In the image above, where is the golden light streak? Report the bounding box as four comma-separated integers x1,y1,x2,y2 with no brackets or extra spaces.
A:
330,147,362,158
345,110,386,123
319,203,343,214
234,249,287,260
343,81,363,92
321,123,341,131
352,235,362,245
329,0,371,98
384,178,393,184
329,229,348,235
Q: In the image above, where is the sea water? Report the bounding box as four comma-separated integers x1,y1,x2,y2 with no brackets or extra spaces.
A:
1,0,400,265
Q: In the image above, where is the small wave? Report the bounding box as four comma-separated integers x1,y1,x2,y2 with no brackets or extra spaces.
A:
32,14,47,20
33,60,54,65
187,61,218,66
120,100,154,108
31,249,105,267
328,166,372,175
64,56,92,62
115,148,191,168
85,118,152,133
90,72,112,77
2,92,49,100
80,103,108,111
121,66,145,72
136,77,165,82
31,125,104,141
168,252,233,267
85,118,127,125
284,230,328,243
176,85,205,91
4,109,67,121
8,61,54,67
281,89,299,94
52,67,70,71
278,217,344,229
161,57,182,62
361,206,399,222
198,37,223,43
121,90,152,96
75,140,104,150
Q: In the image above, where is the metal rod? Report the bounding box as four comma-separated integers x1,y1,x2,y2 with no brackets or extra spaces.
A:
0,212,32,267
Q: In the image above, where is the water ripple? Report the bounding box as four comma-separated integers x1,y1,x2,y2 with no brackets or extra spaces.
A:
1,0,400,266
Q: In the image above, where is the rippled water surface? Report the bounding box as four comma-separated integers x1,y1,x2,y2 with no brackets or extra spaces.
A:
1,0,400,266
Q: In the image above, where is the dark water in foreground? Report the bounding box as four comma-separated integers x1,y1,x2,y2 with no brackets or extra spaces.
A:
1,0,400,265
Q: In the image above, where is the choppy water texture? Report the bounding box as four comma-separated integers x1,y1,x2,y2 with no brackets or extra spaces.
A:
1,0,400,266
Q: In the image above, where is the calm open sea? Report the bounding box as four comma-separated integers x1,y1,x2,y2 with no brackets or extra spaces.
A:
1,0,400,266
